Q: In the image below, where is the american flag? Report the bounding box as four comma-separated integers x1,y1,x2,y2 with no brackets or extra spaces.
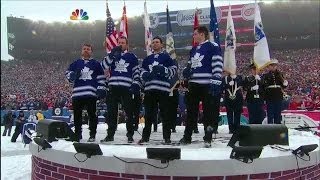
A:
210,0,221,49
106,2,118,52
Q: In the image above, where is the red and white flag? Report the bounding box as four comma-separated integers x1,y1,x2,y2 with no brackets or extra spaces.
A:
192,9,199,47
119,4,128,38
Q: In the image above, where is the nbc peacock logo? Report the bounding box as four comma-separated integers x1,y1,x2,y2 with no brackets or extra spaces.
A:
70,9,89,20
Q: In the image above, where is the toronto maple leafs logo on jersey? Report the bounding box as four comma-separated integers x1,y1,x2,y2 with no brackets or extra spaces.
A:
191,52,204,69
115,59,129,73
149,61,159,72
255,22,265,42
79,66,93,81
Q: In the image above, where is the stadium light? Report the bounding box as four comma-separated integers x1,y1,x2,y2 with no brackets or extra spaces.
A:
292,144,318,157
230,146,263,163
73,143,103,158
34,137,52,151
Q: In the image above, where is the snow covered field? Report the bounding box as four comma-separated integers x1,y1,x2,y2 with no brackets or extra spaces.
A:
1,126,32,180
1,123,319,180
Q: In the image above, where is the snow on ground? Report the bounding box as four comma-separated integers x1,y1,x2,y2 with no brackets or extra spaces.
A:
1,123,319,180
1,126,32,180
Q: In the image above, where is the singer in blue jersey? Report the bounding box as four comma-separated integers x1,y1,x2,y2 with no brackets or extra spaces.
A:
180,26,223,147
138,36,177,144
65,44,106,142
100,36,141,143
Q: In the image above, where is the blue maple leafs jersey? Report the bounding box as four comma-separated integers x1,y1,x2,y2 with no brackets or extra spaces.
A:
188,40,223,84
65,58,106,99
141,52,177,93
102,51,140,88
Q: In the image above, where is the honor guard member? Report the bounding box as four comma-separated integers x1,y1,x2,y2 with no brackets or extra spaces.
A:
243,63,265,124
223,72,244,134
262,59,288,124
100,36,141,143
139,36,177,144
65,44,106,142
180,26,223,147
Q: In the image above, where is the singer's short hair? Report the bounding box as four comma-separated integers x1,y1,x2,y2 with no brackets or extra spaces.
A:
83,43,93,51
118,36,128,44
153,36,163,44
195,26,209,40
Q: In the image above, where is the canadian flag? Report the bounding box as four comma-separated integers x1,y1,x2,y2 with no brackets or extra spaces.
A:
192,9,199,47
119,4,128,38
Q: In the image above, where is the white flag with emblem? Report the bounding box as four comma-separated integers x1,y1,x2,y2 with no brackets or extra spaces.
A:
223,5,236,75
253,3,271,70
144,1,153,56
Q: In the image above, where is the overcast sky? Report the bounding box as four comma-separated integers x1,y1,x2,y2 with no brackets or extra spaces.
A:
1,0,275,60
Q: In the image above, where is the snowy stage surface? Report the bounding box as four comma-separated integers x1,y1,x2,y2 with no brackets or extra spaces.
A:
32,123,320,160
26,123,320,179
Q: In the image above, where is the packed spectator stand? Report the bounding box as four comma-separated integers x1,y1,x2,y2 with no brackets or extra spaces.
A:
1,48,319,113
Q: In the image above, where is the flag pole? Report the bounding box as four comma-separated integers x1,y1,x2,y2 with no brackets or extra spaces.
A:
105,0,108,51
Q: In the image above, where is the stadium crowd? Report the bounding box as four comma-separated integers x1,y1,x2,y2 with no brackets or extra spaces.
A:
1,48,319,111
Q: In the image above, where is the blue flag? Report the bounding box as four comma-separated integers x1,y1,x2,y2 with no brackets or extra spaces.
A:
210,0,221,48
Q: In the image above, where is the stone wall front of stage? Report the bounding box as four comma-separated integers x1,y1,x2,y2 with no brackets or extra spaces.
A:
31,153,320,179
28,125,320,180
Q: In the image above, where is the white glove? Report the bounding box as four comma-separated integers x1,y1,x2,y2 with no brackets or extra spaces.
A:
251,85,259,91
283,80,288,86
229,80,234,86
220,97,224,103
255,75,261,80
231,74,237,79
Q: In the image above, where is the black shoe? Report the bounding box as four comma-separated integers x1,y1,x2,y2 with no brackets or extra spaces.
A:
194,130,199,134
128,137,134,143
138,138,149,144
134,126,138,131
100,136,114,142
65,137,80,142
153,130,157,132
172,129,176,133
164,139,171,144
204,141,212,148
179,137,191,144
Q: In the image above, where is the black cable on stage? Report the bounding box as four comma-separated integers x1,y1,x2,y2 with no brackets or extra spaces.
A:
113,155,169,169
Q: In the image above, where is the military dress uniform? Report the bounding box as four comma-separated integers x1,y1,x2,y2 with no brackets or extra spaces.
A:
223,74,244,133
243,72,265,124
262,69,288,124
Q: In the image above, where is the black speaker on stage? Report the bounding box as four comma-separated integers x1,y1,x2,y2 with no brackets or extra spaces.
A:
73,143,103,158
37,120,69,142
228,124,289,147
146,148,181,163
230,146,263,163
